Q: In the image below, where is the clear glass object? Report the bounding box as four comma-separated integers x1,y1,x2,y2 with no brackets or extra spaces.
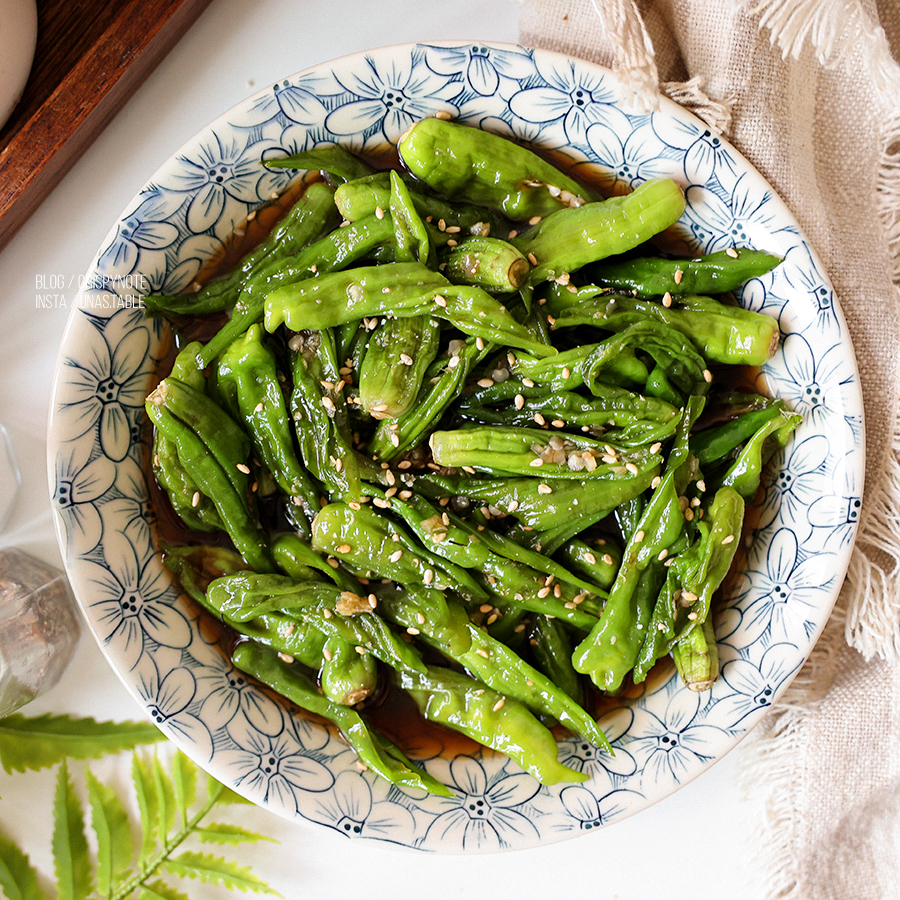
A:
0,417,81,717
0,548,82,717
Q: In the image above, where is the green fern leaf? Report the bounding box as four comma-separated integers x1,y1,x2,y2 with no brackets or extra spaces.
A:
52,761,93,900
209,775,253,805
138,880,191,900
171,753,197,829
153,756,177,842
0,830,46,900
194,822,277,845
86,767,133,896
0,714,162,774
132,753,160,864
163,851,280,895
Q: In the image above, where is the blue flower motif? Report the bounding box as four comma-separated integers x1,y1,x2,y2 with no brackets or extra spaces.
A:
585,121,670,194
197,652,285,738
757,434,829,536
775,333,860,440
99,456,152,550
508,56,625,143
682,175,782,253
229,75,333,128
652,113,738,186
326,54,462,144
311,771,416,840
57,315,150,462
559,785,644,831
97,194,179,277
136,665,214,762
730,528,833,647
557,707,637,790
423,756,540,851
422,43,536,96
808,490,863,550
712,644,802,727
628,689,723,789
163,133,279,234
220,729,335,811
83,542,191,671
53,439,116,555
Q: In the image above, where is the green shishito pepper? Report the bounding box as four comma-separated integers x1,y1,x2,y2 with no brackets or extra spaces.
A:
590,247,782,297
512,178,687,285
217,324,320,529
399,666,588,786
231,641,453,797
263,261,555,358
143,116,798,794
398,116,594,221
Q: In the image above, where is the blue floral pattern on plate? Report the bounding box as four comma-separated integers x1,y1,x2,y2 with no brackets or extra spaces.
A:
47,42,863,853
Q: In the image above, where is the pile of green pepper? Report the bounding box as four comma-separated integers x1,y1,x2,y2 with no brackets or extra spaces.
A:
145,116,799,793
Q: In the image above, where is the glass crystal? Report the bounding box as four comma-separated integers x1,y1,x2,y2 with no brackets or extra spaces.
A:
0,548,81,717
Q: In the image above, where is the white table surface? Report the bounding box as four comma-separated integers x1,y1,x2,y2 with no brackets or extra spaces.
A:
0,1,764,896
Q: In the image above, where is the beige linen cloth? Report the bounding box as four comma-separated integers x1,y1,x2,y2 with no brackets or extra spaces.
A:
518,1,900,898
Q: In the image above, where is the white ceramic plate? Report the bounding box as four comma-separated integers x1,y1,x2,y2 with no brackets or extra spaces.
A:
48,42,863,852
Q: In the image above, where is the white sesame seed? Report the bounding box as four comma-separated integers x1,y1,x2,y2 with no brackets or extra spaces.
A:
722,534,735,544
492,698,505,712
537,586,551,598
626,462,640,475
322,648,333,661
703,369,713,383
322,396,334,410
561,367,571,379
476,336,485,351
726,247,739,258
674,269,683,284
476,648,490,658
529,457,544,467
534,412,546,426
477,378,494,388
375,205,385,220
697,480,707,492
191,491,201,508
507,500,519,512
278,652,294,664
634,530,645,542
651,476,662,489
435,109,452,120
584,551,597,565
602,553,614,565
538,483,553,494
662,291,673,308
336,544,352,554
658,549,669,561
423,569,434,585
434,294,447,308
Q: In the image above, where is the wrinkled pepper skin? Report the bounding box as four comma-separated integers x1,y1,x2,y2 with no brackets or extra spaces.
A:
398,116,593,220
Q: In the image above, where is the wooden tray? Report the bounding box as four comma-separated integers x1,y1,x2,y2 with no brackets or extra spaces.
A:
0,0,213,251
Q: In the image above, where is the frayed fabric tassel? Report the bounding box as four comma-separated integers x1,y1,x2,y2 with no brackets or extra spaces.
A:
661,75,734,136
749,0,900,94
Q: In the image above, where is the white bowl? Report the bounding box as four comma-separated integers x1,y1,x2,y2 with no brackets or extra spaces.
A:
0,0,37,130
48,41,863,852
